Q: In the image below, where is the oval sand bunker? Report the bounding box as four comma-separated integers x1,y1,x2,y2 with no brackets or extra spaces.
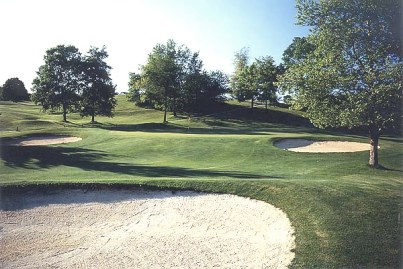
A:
8,135,82,146
275,138,370,152
0,190,295,268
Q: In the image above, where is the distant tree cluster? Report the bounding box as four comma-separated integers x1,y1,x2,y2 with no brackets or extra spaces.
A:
127,39,229,122
230,47,283,109
32,45,116,122
0,78,29,102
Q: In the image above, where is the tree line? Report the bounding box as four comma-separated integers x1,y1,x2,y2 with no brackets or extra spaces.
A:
127,39,229,122
230,47,283,109
31,45,116,123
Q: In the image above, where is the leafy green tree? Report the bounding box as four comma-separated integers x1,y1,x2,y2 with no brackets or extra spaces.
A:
230,47,250,101
204,70,229,103
32,45,82,122
237,63,259,108
181,52,205,110
255,56,278,109
127,72,143,104
279,0,402,167
141,39,181,123
80,46,116,123
1,78,29,102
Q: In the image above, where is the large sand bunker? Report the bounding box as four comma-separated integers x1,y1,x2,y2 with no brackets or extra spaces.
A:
275,138,370,152
0,189,295,268
5,135,82,146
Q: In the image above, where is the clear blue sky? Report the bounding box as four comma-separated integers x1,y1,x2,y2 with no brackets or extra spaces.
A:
0,0,309,92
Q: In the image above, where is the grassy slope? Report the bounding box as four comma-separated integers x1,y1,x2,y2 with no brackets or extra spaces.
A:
0,96,402,268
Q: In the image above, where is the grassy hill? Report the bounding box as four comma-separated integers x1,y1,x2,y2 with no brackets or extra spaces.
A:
1,95,402,268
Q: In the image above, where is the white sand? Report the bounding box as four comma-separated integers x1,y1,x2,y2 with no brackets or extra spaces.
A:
275,139,370,152
5,135,82,146
0,190,295,269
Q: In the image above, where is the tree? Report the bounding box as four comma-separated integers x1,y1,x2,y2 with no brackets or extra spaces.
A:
255,56,278,109
32,45,82,122
230,47,250,101
127,72,143,104
237,63,259,108
204,70,229,103
80,46,116,123
278,0,402,167
1,78,29,102
141,39,181,123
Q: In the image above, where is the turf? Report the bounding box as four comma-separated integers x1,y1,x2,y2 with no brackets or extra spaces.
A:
0,95,402,268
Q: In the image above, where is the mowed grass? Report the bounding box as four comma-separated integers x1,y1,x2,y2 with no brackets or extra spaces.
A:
0,95,402,268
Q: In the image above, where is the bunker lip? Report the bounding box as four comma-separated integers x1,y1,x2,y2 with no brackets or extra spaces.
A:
0,187,295,269
3,135,82,146
274,138,371,153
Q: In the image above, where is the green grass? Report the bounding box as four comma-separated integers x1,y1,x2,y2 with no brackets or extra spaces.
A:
1,95,402,268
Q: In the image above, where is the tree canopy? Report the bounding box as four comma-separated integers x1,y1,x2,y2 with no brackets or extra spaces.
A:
278,0,402,167
1,78,29,102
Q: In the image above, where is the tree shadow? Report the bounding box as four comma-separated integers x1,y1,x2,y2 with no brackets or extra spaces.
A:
98,121,313,136
0,184,201,211
1,145,274,180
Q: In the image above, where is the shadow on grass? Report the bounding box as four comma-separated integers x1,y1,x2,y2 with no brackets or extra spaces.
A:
1,145,273,180
96,121,315,136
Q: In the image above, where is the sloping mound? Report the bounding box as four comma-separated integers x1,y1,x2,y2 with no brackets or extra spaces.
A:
0,190,295,269
6,135,82,146
275,138,370,152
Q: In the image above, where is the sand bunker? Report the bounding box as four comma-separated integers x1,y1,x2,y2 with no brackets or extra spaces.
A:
5,135,82,146
0,190,295,268
275,138,370,152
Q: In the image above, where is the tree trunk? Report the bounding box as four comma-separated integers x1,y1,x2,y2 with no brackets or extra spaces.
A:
91,101,95,123
62,104,67,122
163,89,168,123
251,97,254,109
173,94,177,117
265,99,268,110
369,129,379,167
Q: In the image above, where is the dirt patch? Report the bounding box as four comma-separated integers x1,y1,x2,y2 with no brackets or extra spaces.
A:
275,138,370,152
0,189,295,268
5,135,82,146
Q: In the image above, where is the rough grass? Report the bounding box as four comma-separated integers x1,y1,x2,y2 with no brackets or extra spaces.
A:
0,95,402,268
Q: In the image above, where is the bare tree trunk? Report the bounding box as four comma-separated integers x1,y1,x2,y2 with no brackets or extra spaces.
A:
251,97,254,109
369,129,379,167
265,99,268,110
91,113,95,124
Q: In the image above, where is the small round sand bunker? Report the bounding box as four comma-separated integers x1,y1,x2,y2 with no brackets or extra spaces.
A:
6,135,82,146
275,139,370,153
0,190,295,269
